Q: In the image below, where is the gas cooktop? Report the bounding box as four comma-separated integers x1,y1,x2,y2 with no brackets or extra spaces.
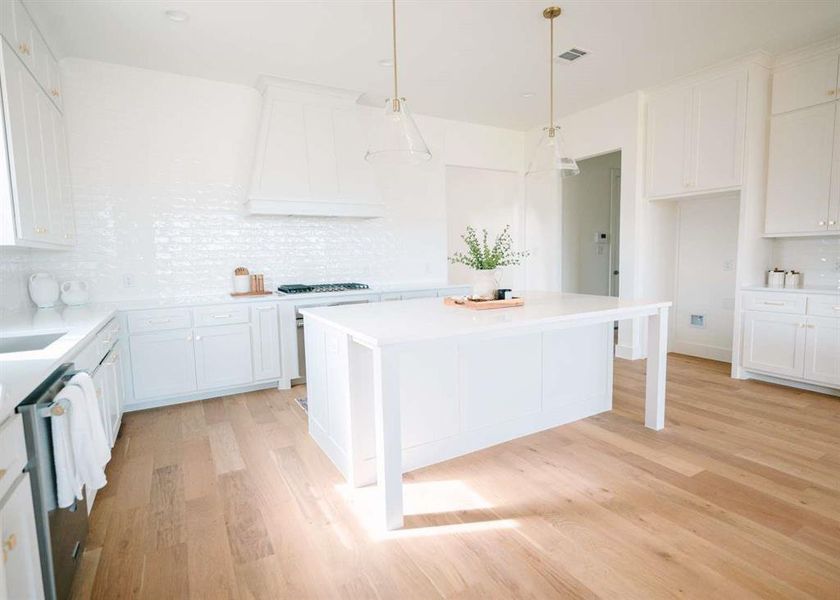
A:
277,283,370,295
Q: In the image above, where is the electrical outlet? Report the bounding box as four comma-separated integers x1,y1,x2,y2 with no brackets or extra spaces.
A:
690,314,705,328
723,259,735,271
123,274,135,288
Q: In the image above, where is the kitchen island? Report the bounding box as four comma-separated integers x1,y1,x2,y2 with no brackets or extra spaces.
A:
300,291,671,530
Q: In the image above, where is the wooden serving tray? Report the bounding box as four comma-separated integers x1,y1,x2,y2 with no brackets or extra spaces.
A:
230,291,273,297
444,296,524,310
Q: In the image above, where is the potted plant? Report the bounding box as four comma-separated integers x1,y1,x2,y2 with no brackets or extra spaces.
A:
448,225,529,299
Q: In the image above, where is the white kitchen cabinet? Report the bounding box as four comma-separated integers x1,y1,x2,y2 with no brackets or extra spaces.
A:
194,323,253,390
646,70,746,199
741,311,806,378
0,473,45,600
0,42,73,248
251,304,282,381
91,363,111,444
772,52,839,115
764,102,837,235
104,344,125,446
645,87,692,198
129,329,197,400
803,316,840,387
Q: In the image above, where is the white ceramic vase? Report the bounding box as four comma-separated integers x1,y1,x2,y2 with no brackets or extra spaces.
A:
471,269,499,299
29,273,60,308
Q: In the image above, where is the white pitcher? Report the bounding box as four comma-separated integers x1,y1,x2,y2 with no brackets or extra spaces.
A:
29,273,60,308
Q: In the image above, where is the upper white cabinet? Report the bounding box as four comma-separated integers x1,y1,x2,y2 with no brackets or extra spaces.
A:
764,49,840,236
645,70,746,199
764,102,837,235
771,53,839,115
247,78,383,218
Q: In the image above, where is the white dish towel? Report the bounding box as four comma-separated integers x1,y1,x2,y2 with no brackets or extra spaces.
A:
51,373,111,509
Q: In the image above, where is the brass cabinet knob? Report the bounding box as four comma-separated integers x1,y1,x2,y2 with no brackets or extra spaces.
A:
18,42,30,55
3,533,17,563
829,220,837,226
818,220,826,226
51,88,60,97
830,89,837,96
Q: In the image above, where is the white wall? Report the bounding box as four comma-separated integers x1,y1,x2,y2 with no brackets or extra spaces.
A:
445,167,525,290
0,59,528,309
561,152,621,295
671,195,739,362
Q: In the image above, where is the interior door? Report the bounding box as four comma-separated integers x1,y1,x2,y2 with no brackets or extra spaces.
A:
741,312,806,378
764,102,836,234
803,316,840,387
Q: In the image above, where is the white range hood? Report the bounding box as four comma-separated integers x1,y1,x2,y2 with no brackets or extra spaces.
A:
246,77,384,218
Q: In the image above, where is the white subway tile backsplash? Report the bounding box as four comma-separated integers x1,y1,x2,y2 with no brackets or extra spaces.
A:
770,236,840,289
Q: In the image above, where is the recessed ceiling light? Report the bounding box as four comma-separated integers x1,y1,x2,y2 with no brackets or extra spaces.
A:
521,92,535,98
378,59,394,67
164,9,189,22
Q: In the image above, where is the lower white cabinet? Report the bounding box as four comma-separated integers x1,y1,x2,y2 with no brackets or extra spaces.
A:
0,473,45,600
102,343,125,446
803,316,840,386
742,306,839,388
129,329,197,400
194,324,253,390
91,364,110,442
741,312,806,377
251,304,282,381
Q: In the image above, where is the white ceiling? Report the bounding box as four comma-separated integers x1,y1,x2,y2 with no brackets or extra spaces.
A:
26,0,840,130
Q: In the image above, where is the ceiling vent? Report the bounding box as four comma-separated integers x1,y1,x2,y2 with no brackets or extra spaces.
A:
556,47,589,63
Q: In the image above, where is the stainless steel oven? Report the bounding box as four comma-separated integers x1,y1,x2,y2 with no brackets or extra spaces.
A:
293,298,371,385
16,363,89,600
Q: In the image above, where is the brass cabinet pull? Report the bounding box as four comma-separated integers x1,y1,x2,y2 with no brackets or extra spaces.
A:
830,89,837,96
818,220,826,226
18,42,30,55
0,468,6,481
51,88,60,97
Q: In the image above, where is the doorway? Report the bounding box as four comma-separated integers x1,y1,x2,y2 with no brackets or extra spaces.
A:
561,151,621,297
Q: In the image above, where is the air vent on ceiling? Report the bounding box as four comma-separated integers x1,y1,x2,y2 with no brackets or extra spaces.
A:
557,47,589,62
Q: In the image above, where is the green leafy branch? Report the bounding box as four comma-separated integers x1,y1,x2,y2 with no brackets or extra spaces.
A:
448,225,529,270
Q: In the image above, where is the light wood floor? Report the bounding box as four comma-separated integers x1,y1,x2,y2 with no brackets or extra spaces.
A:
70,355,840,599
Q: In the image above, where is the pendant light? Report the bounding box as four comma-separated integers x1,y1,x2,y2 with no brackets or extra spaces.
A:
364,0,431,165
526,6,579,178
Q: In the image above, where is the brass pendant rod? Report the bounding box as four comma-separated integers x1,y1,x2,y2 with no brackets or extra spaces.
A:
391,0,400,111
549,13,554,134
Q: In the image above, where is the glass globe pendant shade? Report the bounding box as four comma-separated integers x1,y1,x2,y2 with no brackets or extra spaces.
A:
526,126,579,178
364,97,432,166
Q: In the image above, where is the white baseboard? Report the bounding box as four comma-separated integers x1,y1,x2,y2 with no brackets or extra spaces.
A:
670,340,732,363
743,371,840,397
124,380,282,412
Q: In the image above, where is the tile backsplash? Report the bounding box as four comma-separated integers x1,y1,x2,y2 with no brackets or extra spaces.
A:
0,59,447,311
770,236,840,289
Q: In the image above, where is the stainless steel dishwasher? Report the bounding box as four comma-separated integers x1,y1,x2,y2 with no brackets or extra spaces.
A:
16,363,89,600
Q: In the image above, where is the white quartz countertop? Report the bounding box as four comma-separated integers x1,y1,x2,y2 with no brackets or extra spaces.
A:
0,304,117,423
741,286,839,296
300,291,671,347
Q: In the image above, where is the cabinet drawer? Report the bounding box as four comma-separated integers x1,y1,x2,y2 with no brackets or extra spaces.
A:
742,292,806,314
127,308,191,333
193,305,249,327
0,414,27,502
807,294,840,317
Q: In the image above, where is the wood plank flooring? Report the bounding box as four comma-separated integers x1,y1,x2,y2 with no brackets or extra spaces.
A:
70,355,840,599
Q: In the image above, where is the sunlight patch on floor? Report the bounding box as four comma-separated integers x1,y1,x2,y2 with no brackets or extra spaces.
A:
336,479,519,540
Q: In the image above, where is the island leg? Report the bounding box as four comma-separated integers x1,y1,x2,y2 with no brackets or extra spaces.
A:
372,346,404,530
645,306,669,430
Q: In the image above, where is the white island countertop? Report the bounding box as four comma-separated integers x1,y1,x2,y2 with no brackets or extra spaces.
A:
0,304,118,422
301,291,671,347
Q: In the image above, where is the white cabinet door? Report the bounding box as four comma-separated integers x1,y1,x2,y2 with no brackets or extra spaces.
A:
693,72,746,190
645,87,693,198
194,324,253,390
1,45,50,242
2,1,35,73
772,53,839,115
92,364,111,444
0,474,44,600
46,55,62,111
129,330,197,400
36,90,64,245
741,311,806,378
251,305,282,381
830,103,840,232
105,345,125,445
803,316,840,387
765,102,836,235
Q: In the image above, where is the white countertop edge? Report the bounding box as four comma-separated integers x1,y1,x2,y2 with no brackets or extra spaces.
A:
300,299,671,347
741,286,839,296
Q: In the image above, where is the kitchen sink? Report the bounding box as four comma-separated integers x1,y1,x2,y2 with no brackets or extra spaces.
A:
0,332,67,354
